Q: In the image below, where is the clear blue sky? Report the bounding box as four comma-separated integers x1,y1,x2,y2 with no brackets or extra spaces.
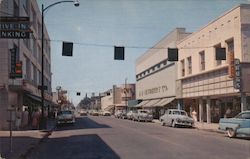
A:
38,0,249,105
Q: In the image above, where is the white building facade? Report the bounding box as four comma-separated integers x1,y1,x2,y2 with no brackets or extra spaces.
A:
177,4,250,123
135,28,191,118
0,0,52,129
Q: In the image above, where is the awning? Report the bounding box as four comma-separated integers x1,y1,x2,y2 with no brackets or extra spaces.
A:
104,105,115,111
143,99,161,108
25,93,51,106
135,100,149,108
156,97,175,107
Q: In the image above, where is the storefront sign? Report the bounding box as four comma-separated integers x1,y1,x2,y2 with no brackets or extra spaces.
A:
139,85,168,97
234,58,241,90
0,16,30,39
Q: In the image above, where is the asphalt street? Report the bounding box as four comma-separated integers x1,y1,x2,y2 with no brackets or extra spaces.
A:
27,115,250,159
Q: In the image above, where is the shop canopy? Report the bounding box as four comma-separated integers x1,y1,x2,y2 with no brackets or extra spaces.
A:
143,99,161,108
135,100,149,108
156,97,175,107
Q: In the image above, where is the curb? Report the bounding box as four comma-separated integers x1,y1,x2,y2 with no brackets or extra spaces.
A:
195,127,225,134
18,123,56,159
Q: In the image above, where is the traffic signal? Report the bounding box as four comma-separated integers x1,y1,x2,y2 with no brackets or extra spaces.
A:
215,48,226,60
62,42,73,56
76,92,81,96
15,62,22,78
114,46,124,60
168,48,178,61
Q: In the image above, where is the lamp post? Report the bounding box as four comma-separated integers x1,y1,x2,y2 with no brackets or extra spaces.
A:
40,0,79,129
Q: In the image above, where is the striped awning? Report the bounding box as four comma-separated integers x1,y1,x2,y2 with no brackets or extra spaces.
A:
143,99,161,108
135,100,149,108
156,97,175,107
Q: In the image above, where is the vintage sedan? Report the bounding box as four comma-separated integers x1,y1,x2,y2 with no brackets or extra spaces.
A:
219,111,250,138
160,109,194,127
126,110,136,120
133,109,153,122
56,110,75,125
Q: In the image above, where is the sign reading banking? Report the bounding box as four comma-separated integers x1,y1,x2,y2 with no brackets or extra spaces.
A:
0,17,31,39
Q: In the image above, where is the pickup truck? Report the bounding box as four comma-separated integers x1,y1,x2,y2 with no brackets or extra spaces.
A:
219,111,250,138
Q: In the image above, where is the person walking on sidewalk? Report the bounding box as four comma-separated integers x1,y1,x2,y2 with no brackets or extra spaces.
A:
191,109,197,122
32,109,41,129
21,108,29,128
15,108,22,130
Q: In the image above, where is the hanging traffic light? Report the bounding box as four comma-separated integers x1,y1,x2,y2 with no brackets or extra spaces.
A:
76,92,81,96
168,48,178,61
114,46,125,60
215,48,226,60
62,41,73,56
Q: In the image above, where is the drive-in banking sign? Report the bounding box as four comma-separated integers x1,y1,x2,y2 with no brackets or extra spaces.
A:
0,16,31,39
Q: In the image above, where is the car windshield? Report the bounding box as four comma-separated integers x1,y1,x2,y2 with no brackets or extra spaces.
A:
173,111,187,116
58,111,72,115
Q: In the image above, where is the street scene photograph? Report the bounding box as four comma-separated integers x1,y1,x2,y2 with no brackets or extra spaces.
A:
0,0,250,159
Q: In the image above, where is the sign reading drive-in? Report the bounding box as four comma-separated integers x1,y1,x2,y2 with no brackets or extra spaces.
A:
0,16,31,39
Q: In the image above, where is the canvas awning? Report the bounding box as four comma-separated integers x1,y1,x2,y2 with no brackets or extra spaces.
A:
143,99,161,108
135,100,149,108
156,97,175,107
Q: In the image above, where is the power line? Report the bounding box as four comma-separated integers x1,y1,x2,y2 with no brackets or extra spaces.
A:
32,37,214,50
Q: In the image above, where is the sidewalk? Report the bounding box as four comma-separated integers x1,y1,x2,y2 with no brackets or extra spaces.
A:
0,119,56,159
152,119,223,134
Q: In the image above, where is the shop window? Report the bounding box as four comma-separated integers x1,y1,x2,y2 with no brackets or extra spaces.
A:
187,56,192,74
199,51,205,71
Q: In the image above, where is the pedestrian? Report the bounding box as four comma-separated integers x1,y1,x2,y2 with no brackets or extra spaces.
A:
32,109,40,129
224,107,231,118
21,107,29,128
191,109,197,122
15,108,22,130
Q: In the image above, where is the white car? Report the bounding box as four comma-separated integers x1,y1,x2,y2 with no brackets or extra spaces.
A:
160,109,194,128
102,111,111,116
133,110,153,122
56,110,75,125
126,110,136,120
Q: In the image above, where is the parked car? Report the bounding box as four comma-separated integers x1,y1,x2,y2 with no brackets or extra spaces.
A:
102,111,111,116
126,110,136,120
115,110,127,119
79,110,87,116
91,110,99,116
219,111,250,138
56,110,75,125
160,109,194,128
133,109,153,122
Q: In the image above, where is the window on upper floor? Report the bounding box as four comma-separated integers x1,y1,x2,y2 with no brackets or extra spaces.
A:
214,43,222,66
13,1,19,16
181,59,185,77
187,56,192,74
199,51,205,71
31,6,37,32
23,0,29,15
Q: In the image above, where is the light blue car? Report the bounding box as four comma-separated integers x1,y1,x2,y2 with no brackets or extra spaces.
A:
219,111,250,138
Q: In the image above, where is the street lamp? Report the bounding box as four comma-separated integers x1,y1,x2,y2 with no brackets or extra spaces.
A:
40,0,79,129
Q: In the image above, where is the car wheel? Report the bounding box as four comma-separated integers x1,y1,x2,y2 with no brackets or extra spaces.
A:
227,128,236,138
161,121,165,126
171,120,176,127
138,118,141,122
